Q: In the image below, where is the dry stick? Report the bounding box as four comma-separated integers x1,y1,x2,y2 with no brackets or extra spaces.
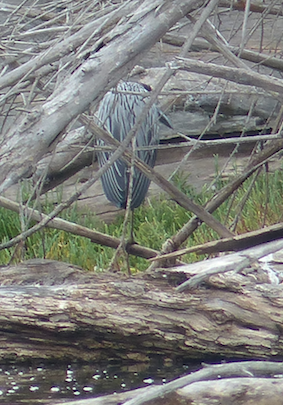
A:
76,3,120,56
198,18,250,70
176,142,283,250
176,58,283,95
0,0,205,193
18,8,67,30
169,82,229,181
123,361,283,405
148,139,283,266
81,115,233,239
32,130,283,198
239,0,251,56
229,107,283,232
179,0,220,58
208,96,258,191
24,131,71,227
0,196,158,259
36,130,283,156
176,238,283,292
168,0,229,181
148,5,252,270
149,220,283,262
243,0,279,47
219,0,283,16
166,132,283,147
229,168,261,233
148,57,283,269
108,138,136,274
164,34,283,72
0,0,138,91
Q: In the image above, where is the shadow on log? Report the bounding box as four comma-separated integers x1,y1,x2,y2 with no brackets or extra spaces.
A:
1,258,283,363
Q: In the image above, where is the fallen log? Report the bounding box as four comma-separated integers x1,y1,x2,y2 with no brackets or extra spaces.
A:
0,257,283,363
55,361,283,405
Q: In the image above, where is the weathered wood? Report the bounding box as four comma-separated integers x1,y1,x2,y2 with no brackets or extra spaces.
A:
177,58,283,95
175,378,283,405
150,221,283,261
173,239,283,291
33,126,95,194
219,0,283,16
0,2,139,90
0,258,283,363
163,34,283,71
50,361,283,405
0,0,204,193
123,361,283,405
148,137,283,271
58,361,283,405
0,196,158,259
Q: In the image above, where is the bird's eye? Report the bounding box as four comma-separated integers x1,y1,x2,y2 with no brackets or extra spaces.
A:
141,83,152,92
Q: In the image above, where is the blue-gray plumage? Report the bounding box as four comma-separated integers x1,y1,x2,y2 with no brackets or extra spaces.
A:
96,81,171,210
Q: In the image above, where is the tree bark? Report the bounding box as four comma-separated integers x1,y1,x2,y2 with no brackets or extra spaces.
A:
0,258,283,363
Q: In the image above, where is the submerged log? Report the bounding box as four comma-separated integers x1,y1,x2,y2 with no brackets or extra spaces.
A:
176,378,283,405
0,258,283,363
56,361,283,405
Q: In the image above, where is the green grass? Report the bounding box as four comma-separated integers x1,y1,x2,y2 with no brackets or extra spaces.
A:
1,166,283,272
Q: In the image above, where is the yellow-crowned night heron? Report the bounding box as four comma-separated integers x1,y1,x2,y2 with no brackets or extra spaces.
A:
96,81,171,210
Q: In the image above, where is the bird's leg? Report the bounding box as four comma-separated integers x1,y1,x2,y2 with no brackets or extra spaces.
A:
107,235,128,274
108,148,136,275
128,210,135,245
107,207,132,274
127,138,137,246
119,139,137,274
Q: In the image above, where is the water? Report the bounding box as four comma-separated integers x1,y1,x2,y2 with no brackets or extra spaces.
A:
0,359,200,404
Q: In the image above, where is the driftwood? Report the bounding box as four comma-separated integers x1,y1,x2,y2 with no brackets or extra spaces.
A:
1,257,283,363
163,34,283,71
123,361,283,405
150,221,283,261
0,0,204,193
33,126,95,195
58,361,283,405
173,239,283,291
0,195,158,259
148,135,283,270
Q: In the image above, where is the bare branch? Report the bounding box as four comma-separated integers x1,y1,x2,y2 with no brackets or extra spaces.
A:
176,238,283,292
124,361,283,405
0,196,158,259
0,0,204,193
177,58,283,94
